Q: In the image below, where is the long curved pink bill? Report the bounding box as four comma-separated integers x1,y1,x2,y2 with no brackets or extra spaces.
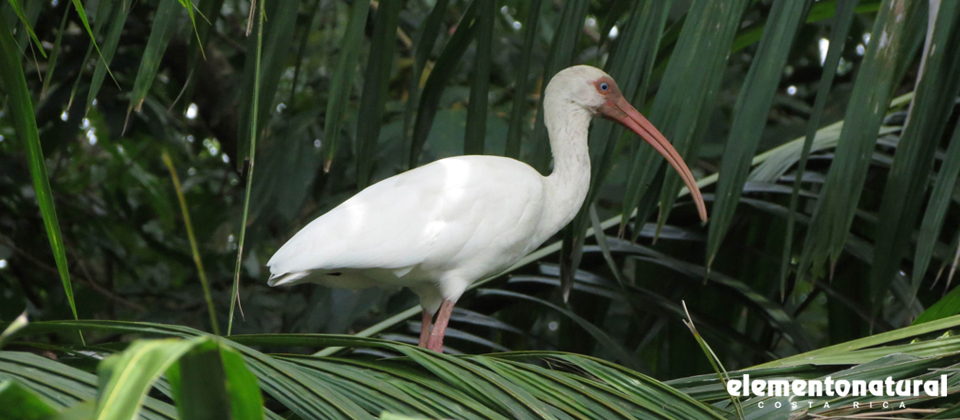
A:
613,98,708,222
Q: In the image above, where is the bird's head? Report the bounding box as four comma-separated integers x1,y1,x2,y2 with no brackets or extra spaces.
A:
547,65,708,223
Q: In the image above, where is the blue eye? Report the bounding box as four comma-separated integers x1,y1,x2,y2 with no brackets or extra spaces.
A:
599,82,609,91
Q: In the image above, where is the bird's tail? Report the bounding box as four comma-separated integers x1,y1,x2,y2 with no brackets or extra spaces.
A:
267,271,310,287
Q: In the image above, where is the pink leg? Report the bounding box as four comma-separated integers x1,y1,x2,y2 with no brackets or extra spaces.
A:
418,308,433,348
427,300,455,352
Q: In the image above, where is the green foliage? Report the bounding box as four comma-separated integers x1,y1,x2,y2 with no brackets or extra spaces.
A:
464,0,494,157
356,0,402,188
322,0,371,172
528,0,590,173
914,112,960,298
69,0,115,85
231,0,268,335
779,0,857,299
0,312,27,349
621,0,746,242
85,0,131,117
2,319,960,418
161,151,219,335
0,380,57,420
797,0,927,288
5,0,46,59
410,0,478,169
504,0,542,159
874,2,960,308
129,0,181,114
0,9,80,332
707,0,812,268
2,0,960,417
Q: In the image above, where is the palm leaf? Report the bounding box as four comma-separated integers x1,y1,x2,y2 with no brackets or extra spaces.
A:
10,319,960,418
400,0,450,167
94,338,206,420
560,0,673,299
68,0,118,87
85,0,132,116
463,0,495,156
0,380,57,419
0,351,177,419
8,321,724,419
527,0,591,173
322,0,371,172
236,0,301,166
778,0,858,298
409,0,479,168
871,2,960,305
5,0,45,59
621,0,747,241
797,0,927,288
0,10,80,332
128,0,181,114
913,118,960,298
504,0,543,159
40,1,71,98
356,0,403,188
706,0,813,268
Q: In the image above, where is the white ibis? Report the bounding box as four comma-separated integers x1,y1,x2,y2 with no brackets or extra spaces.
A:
267,65,707,352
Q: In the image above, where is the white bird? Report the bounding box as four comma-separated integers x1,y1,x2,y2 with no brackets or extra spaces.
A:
267,65,707,352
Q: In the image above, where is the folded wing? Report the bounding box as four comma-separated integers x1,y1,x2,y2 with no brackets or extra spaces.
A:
266,156,545,283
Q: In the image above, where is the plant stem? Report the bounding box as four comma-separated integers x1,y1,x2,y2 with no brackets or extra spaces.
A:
162,150,220,335
229,0,265,335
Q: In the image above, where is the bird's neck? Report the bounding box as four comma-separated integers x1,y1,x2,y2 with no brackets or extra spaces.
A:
538,98,592,240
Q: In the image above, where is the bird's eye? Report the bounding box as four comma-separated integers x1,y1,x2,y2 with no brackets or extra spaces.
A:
599,82,609,92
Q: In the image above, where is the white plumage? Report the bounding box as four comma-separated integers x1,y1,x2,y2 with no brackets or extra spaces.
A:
267,155,551,313
267,65,707,351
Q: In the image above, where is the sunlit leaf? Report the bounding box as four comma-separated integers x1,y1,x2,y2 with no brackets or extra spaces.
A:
0,380,57,420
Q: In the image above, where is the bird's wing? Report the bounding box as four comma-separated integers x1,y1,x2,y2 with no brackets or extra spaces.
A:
266,156,545,278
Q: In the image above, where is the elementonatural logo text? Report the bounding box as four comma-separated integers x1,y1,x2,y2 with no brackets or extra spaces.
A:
727,374,948,398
